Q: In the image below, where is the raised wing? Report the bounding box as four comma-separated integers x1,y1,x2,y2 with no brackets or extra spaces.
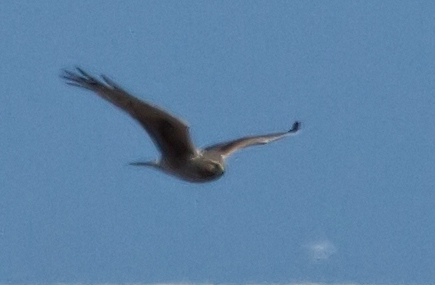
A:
204,121,300,158
61,68,197,159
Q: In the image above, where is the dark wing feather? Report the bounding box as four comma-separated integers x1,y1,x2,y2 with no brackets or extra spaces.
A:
205,121,300,158
61,68,197,159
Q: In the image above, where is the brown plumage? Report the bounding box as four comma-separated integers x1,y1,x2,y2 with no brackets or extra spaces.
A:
61,68,301,182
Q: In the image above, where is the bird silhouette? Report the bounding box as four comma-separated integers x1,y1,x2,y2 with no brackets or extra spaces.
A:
61,68,301,182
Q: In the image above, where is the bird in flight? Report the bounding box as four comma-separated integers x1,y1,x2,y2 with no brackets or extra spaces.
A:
61,68,301,183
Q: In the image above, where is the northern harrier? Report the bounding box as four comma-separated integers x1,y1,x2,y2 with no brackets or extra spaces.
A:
61,68,301,182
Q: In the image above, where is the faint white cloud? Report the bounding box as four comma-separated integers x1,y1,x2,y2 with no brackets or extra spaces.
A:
305,239,337,262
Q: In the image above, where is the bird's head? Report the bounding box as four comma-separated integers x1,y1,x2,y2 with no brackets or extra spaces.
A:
194,159,225,180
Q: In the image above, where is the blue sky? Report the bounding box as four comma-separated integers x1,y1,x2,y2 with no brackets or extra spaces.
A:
1,1,434,284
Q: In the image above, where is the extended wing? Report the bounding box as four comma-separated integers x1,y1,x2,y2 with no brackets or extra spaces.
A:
61,68,197,160
204,121,300,158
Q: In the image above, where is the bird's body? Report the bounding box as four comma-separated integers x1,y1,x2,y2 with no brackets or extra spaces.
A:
62,68,300,183
131,152,225,182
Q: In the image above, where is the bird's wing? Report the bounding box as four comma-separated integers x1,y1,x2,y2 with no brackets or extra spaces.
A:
204,121,300,158
61,68,197,159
